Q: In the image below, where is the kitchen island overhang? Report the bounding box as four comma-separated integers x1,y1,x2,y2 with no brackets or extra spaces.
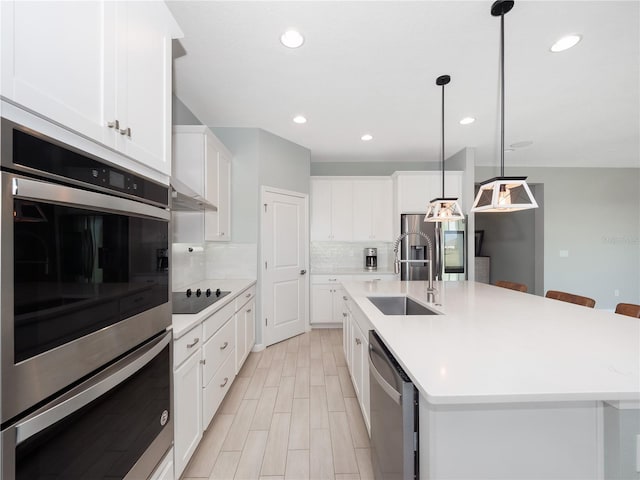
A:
342,280,640,479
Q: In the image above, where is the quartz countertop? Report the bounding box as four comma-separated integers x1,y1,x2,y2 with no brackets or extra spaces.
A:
172,278,256,339
311,267,397,275
342,280,640,405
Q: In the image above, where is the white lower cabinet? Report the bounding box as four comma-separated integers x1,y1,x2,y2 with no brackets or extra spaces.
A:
235,296,256,373
173,325,203,479
343,293,372,434
173,283,256,478
311,275,352,325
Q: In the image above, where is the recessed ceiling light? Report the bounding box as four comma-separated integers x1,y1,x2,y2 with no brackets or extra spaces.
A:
459,117,475,125
280,30,304,49
510,140,533,148
550,34,581,53
361,134,373,142
293,115,307,124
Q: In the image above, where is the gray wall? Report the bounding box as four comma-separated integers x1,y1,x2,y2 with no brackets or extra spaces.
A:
476,166,640,309
475,198,537,294
259,130,311,194
172,94,202,125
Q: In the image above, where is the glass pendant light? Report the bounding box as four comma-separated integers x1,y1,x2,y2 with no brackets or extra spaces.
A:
471,1,538,213
425,75,464,222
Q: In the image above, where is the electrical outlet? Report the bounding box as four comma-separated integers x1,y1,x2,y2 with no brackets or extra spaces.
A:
559,250,569,258
614,289,620,297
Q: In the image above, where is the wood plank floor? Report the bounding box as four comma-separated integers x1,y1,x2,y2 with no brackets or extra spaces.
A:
181,328,374,480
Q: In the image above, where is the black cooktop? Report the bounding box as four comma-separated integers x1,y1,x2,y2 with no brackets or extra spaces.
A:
172,288,231,314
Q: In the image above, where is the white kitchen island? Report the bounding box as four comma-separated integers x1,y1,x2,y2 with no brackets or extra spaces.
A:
341,280,640,480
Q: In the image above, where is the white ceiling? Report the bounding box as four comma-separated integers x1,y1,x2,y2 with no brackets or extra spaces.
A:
168,1,639,168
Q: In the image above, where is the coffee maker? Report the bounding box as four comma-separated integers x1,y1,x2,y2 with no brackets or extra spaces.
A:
364,248,377,271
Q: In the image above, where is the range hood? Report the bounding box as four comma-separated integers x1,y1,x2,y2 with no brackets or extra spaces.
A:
170,178,217,212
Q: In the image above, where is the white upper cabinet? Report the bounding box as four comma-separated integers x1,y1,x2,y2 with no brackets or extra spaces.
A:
310,178,353,241
311,177,393,242
394,171,463,214
352,179,393,241
105,1,176,176
173,125,232,241
1,1,106,142
0,0,181,177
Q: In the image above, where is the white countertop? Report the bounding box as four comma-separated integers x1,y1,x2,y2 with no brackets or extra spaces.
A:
311,267,397,275
172,278,256,339
342,280,640,405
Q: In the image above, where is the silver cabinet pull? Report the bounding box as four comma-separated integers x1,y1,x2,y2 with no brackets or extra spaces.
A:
119,127,131,138
200,359,206,365
187,338,199,348
220,377,229,388
107,119,120,129
355,338,361,346
220,341,228,350
246,309,252,313
300,269,307,275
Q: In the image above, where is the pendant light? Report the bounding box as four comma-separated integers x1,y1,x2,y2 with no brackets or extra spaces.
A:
425,75,464,222
471,1,538,213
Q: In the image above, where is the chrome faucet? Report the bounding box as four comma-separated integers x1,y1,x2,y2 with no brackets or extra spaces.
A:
393,231,435,292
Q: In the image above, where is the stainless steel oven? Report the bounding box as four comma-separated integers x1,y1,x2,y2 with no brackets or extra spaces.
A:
0,118,171,424
1,330,173,480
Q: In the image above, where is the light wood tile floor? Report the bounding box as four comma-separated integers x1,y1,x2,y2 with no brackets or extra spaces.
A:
181,329,373,480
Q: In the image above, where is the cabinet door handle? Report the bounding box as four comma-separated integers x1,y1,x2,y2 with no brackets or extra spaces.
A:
220,341,228,350
246,309,252,313
200,359,206,365
300,269,307,275
221,232,225,236
343,296,348,300
246,293,251,298
342,312,347,317
187,338,199,348
119,127,131,138
355,338,361,346
220,377,229,388
328,278,337,281
107,119,120,129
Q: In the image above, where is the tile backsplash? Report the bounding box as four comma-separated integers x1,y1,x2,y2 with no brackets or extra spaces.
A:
172,242,257,290
310,241,395,271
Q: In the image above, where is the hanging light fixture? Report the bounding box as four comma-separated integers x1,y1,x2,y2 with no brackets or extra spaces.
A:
471,1,538,213
425,75,464,222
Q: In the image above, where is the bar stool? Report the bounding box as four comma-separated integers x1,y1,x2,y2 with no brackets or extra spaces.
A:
545,290,596,308
615,303,640,318
495,280,528,293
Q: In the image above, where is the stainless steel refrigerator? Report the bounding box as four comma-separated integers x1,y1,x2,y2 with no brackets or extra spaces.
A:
400,214,466,281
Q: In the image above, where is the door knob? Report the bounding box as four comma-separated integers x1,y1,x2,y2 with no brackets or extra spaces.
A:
300,269,307,275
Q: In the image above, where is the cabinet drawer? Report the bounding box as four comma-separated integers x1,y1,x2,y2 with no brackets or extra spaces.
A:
311,274,353,285
235,285,256,310
174,324,202,368
202,318,235,386
202,348,235,430
357,274,399,282
203,300,236,341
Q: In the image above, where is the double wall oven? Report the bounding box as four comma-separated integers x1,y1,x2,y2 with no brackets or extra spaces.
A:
0,115,172,479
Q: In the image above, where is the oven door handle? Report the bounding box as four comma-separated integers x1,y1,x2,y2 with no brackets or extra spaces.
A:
12,176,170,221
15,330,171,444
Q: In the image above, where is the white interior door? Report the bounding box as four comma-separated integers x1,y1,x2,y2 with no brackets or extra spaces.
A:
262,188,308,346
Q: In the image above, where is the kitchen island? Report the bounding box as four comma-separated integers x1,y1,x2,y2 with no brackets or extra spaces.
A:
341,280,640,479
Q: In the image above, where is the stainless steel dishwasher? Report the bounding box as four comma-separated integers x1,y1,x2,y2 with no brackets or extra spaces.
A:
369,330,419,480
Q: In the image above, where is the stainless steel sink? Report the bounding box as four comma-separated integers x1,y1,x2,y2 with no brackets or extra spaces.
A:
367,296,439,315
